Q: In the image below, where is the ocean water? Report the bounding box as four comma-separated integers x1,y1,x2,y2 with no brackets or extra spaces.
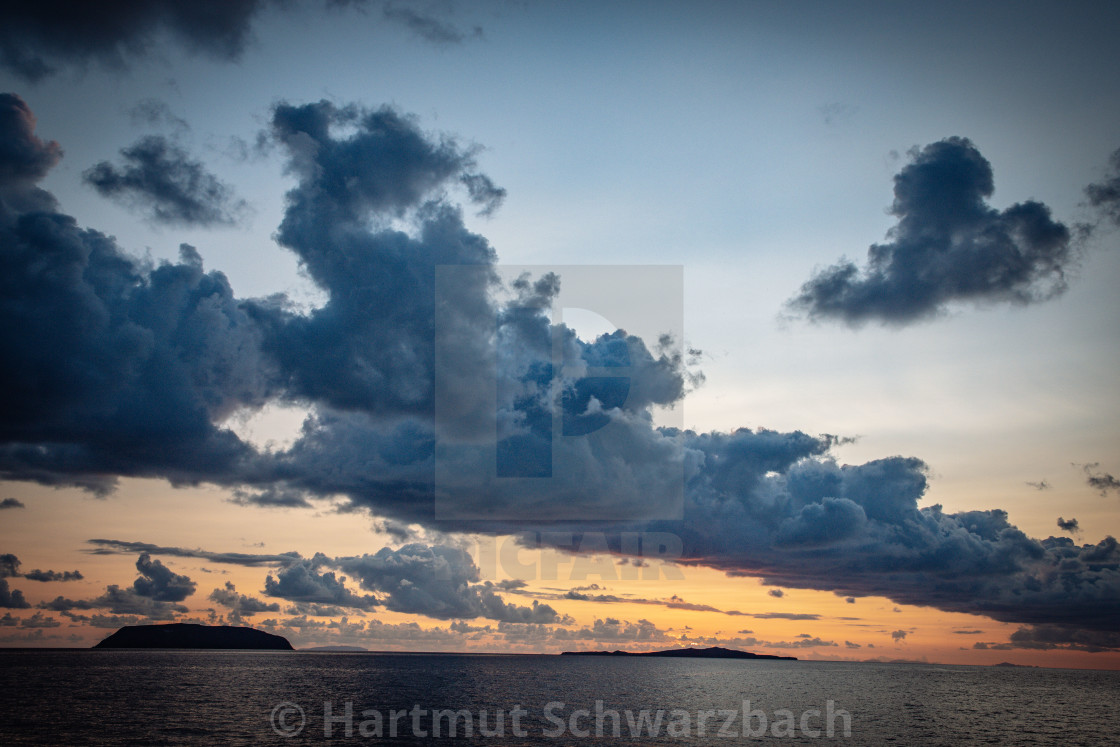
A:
0,651,1116,745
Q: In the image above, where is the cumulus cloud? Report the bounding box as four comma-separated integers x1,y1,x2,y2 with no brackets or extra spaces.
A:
84,136,248,226
0,579,30,608
788,137,1073,325
263,556,378,610
0,497,24,509
335,544,567,623
0,93,60,214
131,553,196,601
208,581,280,622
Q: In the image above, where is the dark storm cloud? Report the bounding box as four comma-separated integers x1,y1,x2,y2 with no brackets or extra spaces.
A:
132,552,196,601
996,624,1120,654
0,0,265,82
0,93,60,214
788,137,1073,325
0,99,273,493
1057,517,1079,533
83,136,248,227
1084,148,1120,226
0,497,24,508
658,452,1120,645
0,554,18,577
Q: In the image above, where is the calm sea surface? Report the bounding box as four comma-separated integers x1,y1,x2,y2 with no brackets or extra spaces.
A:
0,650,1116,745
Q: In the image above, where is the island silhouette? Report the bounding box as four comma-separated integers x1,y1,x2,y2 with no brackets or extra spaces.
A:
94,623,293,650
561,646,797,661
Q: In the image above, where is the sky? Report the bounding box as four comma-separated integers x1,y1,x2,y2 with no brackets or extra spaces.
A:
0,0,1118,668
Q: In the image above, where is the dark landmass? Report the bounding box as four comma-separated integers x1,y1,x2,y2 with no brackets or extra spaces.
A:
992,661,1036,668
94,623,293,650
304,645,368,652
561,646,797,661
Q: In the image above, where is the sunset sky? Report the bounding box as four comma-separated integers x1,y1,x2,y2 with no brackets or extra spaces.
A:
1,1,1118,668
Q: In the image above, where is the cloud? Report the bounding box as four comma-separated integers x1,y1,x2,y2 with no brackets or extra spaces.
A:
37,553,198,618
0,497,23,509
1025,480,1049,491
380,3,481,45
40,586,187,619
335,544,567,623
128,99,190,134
891,630,908,641
1082,463,1120,497
0,93,61,214
263,556,379,610
0,579,30,608
1057,517,1079,534
208,581,280,622
22,568,82,582
86,539,300,566
788,137,1073,325
0,554,18,577
132,553,196,601
1085,148,1120,226
2,553,83,582
0,1,265,82
764,635,837,649
83,136,248,226
996,624,1120,654
18,610,60,628
767,588,785,598
0,104,274,493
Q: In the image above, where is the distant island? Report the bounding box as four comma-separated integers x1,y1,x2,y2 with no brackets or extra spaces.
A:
94,623,293,650
561,646,796,661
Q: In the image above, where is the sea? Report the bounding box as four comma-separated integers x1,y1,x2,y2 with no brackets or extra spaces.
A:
0,651,1116,745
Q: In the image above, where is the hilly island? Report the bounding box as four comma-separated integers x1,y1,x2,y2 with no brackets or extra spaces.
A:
95,623,293,650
